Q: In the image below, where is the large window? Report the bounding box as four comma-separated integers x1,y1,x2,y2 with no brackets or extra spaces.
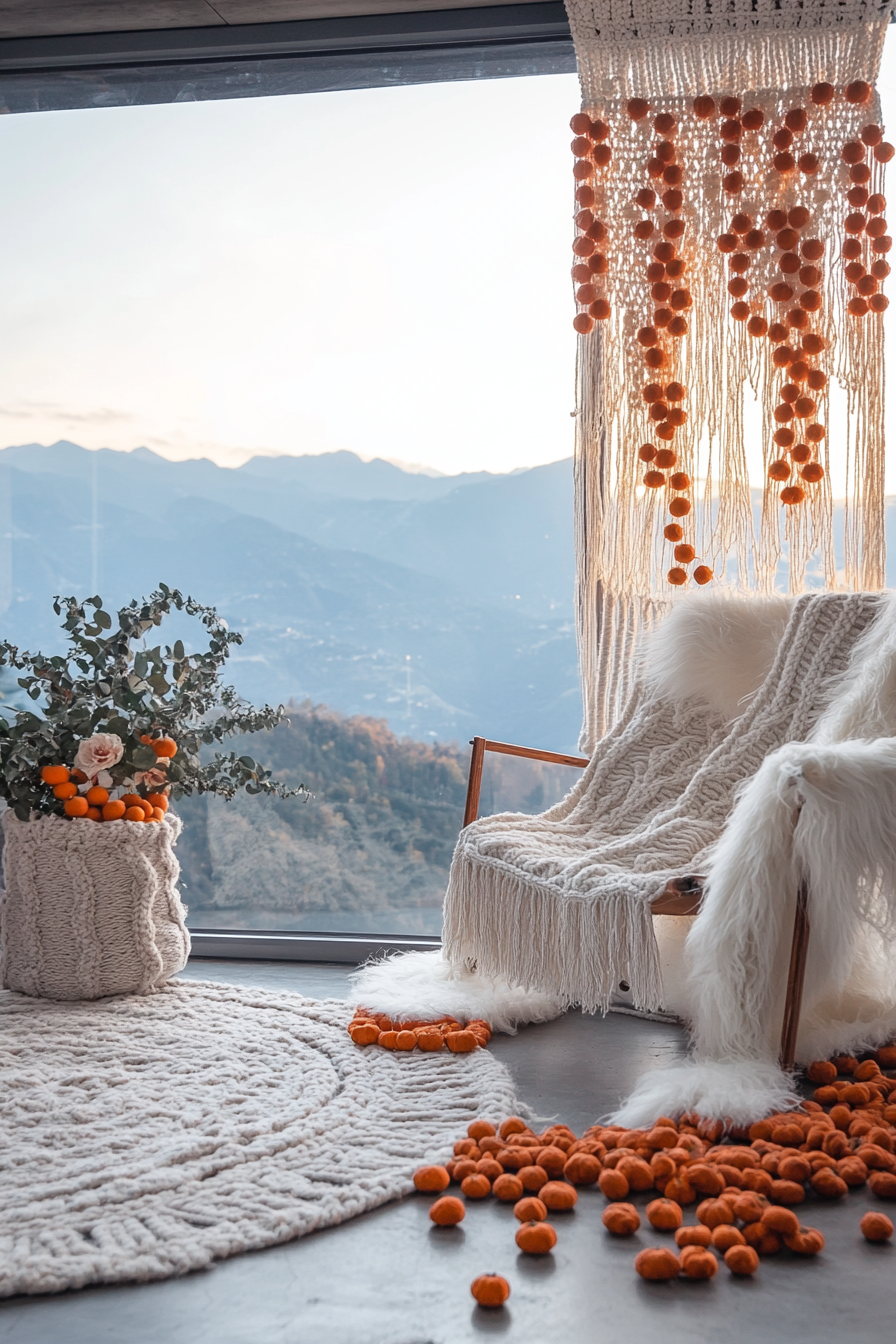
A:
0,53,583,937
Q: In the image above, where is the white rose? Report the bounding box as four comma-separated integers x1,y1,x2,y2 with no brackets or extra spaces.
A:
73,733,124,779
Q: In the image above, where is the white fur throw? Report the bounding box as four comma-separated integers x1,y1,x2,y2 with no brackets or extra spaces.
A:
351,949,565,1033
0,812,190,1000
0,979,519,1297
617,594,896,1124
443,591,880,1013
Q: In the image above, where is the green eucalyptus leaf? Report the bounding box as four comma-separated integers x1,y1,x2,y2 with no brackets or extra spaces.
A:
132,746,157,769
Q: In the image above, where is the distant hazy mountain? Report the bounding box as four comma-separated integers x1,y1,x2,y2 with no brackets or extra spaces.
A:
0,442,581,751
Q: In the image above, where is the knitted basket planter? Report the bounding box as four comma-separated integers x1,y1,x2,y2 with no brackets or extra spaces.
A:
0,811,190,1000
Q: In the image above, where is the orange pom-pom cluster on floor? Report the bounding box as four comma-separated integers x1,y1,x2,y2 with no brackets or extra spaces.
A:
420,1047,896,1309
39,764,170,822
347,1007,492,1053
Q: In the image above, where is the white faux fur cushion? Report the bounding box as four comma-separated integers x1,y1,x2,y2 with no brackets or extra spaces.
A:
643,592,794,722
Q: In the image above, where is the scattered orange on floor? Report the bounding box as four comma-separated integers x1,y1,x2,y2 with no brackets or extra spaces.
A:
415,1041,896,1309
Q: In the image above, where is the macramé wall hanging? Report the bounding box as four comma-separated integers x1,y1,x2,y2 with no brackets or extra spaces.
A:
566,0,896,751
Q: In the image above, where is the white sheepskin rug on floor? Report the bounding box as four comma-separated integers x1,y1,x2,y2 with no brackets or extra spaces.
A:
0,979,518,1298
351,950,565,1033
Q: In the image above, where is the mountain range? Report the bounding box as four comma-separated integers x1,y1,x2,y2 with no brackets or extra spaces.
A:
0,441,581,752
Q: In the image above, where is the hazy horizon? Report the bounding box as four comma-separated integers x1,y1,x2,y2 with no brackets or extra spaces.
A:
0,73,579,477
3,38,896,484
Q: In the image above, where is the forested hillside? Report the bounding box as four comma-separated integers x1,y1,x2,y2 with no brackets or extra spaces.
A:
175,701,579,935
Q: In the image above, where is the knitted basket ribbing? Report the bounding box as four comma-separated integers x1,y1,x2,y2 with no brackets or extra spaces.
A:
0,812,190,1000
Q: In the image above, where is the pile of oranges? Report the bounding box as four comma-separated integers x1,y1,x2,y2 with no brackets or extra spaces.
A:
412,1043,896,1310
40,764,170,823
348,1008,491,1053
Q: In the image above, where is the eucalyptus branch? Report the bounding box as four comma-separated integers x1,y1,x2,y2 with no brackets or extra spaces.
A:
0,586,308,821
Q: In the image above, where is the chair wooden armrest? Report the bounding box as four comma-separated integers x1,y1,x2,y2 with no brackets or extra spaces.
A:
462,735,590,827
460,735,811,1070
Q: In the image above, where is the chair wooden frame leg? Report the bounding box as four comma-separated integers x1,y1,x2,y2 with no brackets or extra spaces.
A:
780,877,811,1072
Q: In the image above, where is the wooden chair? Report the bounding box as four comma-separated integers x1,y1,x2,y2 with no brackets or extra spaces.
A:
462,735,811,1070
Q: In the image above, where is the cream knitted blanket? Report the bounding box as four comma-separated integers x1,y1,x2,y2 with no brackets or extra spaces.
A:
443,591,881,1013
0,979,518,1297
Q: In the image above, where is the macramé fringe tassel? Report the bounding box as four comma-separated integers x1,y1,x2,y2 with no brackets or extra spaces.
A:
567,3,892,745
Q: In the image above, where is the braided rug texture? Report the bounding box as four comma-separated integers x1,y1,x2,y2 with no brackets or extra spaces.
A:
1,812,189,1000
444,592,882,1014
0,979,518,1298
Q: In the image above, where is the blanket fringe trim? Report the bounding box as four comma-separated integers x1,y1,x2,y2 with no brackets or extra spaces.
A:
443,860,664,1014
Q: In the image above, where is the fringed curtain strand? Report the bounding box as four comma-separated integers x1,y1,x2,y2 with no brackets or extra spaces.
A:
567,0,895,751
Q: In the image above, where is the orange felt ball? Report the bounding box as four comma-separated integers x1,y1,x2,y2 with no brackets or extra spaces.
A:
811,81,835,105
471,1274,510,1308
41,765,70,786
429,1196,465,1226
688,1164,726,1196
725,1245,760,1275
664,523,683,542
845,80,872,105
666,568,688,587
603,1202,641,1235
711,1225,746,1251
599,1168,630,1199
668,497,691,517
627,97,649,120
446,1031,478,1053
540,1181,578,1211
53,782,78,800
414,1165,451,1192
461,1174,491,1199
85,807,103,822
514,1195,548,1222
646,1198,683,1230
682,1249,718,1279
516,1221,557,1254
492,1173,524,1202
635,1247,681,1280
64,797,90,817
861,1211,894,1241
693,566,713,586
696,1198,734,1228
780,485,806,505
573,314,595,334
675,1225,712,1248
536,1146,568,1177
784,1225,825,1255
349,1023,380,1046
519,1165,549,1192
85,785,109,806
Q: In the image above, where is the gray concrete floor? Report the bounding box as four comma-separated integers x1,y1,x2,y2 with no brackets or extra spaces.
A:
1,958,892,1344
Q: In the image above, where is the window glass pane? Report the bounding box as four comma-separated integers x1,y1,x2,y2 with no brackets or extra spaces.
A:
0,71,582,934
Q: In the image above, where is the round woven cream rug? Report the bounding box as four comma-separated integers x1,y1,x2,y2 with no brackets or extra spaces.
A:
0,979,518,1298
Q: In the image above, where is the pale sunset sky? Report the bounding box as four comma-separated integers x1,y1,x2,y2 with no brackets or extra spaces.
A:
1,36,896,481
